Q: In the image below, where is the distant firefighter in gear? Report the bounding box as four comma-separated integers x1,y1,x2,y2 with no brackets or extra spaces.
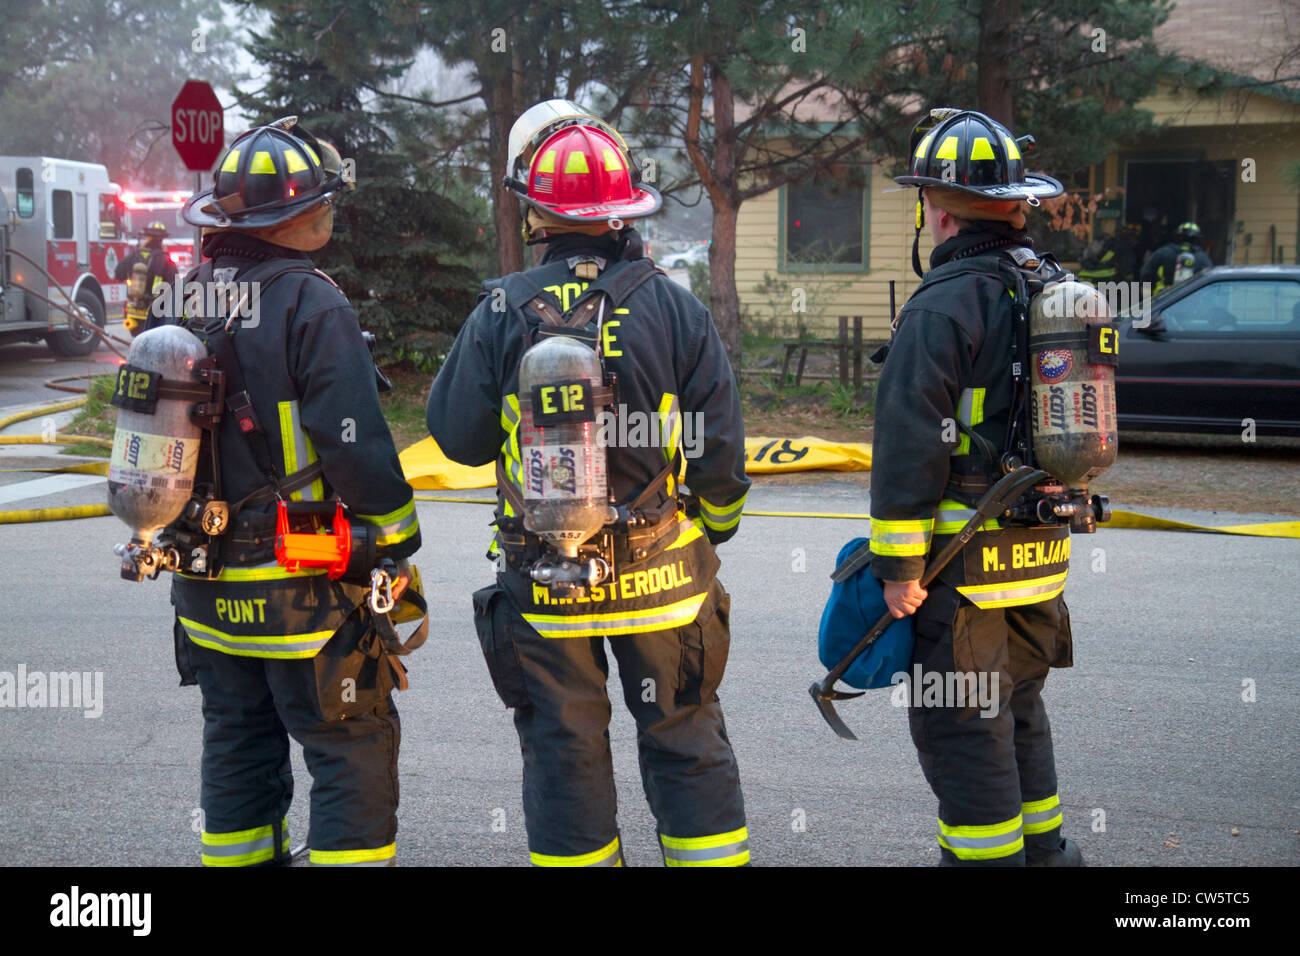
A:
1140,221,1214,293
157,117,421,866
116,221,178,336
876,108,1087,867
427,100,750,867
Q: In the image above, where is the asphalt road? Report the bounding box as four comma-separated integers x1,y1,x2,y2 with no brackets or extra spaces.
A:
0,463,1296,867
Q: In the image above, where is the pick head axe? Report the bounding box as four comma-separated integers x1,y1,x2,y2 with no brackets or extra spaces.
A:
808,466,1048,740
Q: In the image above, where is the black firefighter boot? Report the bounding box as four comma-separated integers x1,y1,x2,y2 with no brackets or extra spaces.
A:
1025,830,1085,867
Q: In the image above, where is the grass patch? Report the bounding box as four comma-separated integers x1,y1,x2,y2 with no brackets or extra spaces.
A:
63,375,117,457
380,364,433,452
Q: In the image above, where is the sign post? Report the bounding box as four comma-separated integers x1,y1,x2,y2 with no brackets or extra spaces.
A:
171,80,223,266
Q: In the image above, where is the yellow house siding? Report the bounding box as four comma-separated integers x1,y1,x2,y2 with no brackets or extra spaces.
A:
737,182,928,337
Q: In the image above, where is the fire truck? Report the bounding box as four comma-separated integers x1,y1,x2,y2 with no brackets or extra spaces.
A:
0,156,196,356
0,156,130,355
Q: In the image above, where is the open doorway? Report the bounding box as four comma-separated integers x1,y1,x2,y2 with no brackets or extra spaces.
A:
1123,159,1235,268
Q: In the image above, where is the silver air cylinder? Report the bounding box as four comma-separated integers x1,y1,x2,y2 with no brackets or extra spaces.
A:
517,335,614,559
107,324,207,550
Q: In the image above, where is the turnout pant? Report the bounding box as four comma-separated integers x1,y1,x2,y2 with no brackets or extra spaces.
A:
473,579,748,866
177,611,401,866
908,578,1073,865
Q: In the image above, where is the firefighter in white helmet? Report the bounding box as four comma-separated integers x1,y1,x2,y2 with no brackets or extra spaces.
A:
427,101,751,866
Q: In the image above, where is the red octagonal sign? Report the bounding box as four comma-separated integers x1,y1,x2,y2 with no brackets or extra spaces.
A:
171,80,224,172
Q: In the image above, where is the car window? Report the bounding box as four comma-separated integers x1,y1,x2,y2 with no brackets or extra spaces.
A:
1159,279,1300,336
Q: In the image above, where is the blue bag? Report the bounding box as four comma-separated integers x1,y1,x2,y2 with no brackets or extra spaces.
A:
817,537,915,690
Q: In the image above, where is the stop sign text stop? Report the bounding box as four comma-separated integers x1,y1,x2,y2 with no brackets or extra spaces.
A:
171,80,224,171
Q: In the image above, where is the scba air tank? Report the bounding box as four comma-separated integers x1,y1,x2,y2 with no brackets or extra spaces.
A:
1029,279,1119,491
107,324,207,549
517,335,614,558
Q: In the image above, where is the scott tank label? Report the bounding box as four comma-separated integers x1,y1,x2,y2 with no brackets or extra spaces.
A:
1034,380,1115,435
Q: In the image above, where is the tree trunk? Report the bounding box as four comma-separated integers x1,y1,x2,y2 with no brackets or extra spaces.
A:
484,35,524,277
707,61,741,369
710,197,741,366
977,0,1019,127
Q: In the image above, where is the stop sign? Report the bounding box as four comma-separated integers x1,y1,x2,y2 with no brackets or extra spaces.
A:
171,81,224,171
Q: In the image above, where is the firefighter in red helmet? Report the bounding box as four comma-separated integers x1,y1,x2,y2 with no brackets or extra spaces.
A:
427,101,751,866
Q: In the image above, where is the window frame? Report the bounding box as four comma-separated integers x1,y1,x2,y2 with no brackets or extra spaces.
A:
51,189,74,239
778,170,871,274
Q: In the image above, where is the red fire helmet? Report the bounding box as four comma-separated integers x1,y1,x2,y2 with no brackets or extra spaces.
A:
518,125,661,224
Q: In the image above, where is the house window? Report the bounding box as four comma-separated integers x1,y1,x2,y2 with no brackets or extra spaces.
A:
782,171,869,272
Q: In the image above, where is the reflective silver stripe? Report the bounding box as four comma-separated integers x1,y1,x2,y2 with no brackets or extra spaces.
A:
872,529,929,546
1022,795,1063,833
357,499,417,546
662,838,749,863
201,834,274,858
939,828,1022,850
952,386,985,457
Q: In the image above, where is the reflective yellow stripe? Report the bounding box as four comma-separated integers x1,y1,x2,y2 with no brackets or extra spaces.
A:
953,386,986,456
666,517,703,550
278,400,323,501
180,561,327,582
309,842,396,866
914,133,934,158
523,592,707,638
970,136,995,161
531,837,621,867
956,570,1068,609
179,617,332,659
356,498,418,547
934,499,1001,535
699,490,746,531
249,150,277,174
661,826,750,866
1022,794,1063,834
201,818,289,867
499,394,522,519
869,517,933,556
937,814,1024,860
935,135,959,160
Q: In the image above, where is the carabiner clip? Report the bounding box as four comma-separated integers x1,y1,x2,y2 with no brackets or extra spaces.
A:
369,567,395,615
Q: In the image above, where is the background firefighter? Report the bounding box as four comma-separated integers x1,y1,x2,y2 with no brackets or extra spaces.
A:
874,108,1087,866
116,220,178,336
1140,221,1214,293
155,117,421,866
426,101,750,867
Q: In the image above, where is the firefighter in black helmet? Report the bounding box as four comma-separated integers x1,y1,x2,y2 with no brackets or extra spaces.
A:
1140,221,1213,293
874,108,1084,866
116,221,178,336
155,116,422,866
427,100,750,867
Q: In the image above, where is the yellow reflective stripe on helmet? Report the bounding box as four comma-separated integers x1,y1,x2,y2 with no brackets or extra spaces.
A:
283,148,309,173
935,135,959,160
660,827,750,866
1022,794,1063,834
869,517,933,557
934,499,1001,535
309,842,396,866
602,148,624,171
302,143,320,166
531,837,622,867
956,570,1068,609
277,400,324,502
179,617,332,658
356,498,418,547
970,137,996,161
249,150,277,174
1003,136,1021,160
937,814,1024,860
523,592,707,638
221,149,241,174
914,133,934,159
201,818,289,867
536,149,557,174
564,151,590,174
698,491,746,532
